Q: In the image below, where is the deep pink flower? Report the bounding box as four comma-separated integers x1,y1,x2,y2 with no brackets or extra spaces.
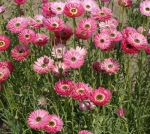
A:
92,61,101,73
18,29,36,44
0,84,2,91
52,62,70,76
118,0,132,7
11,44,30,61
89,87,111,106
127,32,148,49
101,58,120,75
44,114,63,133
64,2,84,18
27,109,50,130
71,82,92,100
51,2,66,15
122,27,137,38
33,33,49,46
52,44,67,59
82,0,98,12
42,0,48,3
0,61,14,74
0,67,10,82
0,6,5,14
94,33,111,50
116,109,126,116
144,45,150,55
78,130,93,134
54,79,75,97
92,7,112,21
44,17,65,32
78,18,97,32
140,1,150,16
0,35,10,51
14,0,26,4
33,56,54,74
42,2,55,16
55,25,73,40
79,100,95,111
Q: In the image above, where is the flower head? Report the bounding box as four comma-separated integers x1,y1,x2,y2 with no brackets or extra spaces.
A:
0,6,5,14
0,61,14,74
38,96,47,107
82,0,98,12
78,130,93,134
118,0,132,7
0,67,10,82
116,108,126,116
140,1,150,16
79,100,95,111
92,61,101,73
42,2,55,16
0,35,10,51
14,0,26,4
51,2,66,15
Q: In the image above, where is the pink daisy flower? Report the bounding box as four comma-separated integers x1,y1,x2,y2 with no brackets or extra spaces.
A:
14,0,26,4
74,46,87,58
0,6,5,14
82,0,98,12
92,7,112,21
127,32,148,49
51,2,66,15
33,33,49,46
89,87,111,106
63,48,85,69
7,17,28,33
27,109,50,130
79,100,95,111
101,58,120,75
29,15,44,29
140,1,150,16
0,35,10,51
78,18,97,32
116,108,126,116
76,27,92,40
137,26,146,34
18,29,36,44
121,39,140,54
78,130,93,134
94,33,111,50
52,44,67,59
92,61,101,73
99,21,116,32
0,61,14,74
71,82,92,100
52,61,70,77
122,27,137,38
118,0,132,7
54,79,75,97
64,2,84,18
55,25,73,41
44,114,63,133
0,67,10,82
33,56,54,74
44,17,65,32
42,2,55,16
11,44,30,61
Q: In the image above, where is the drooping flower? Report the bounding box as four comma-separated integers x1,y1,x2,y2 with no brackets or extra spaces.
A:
0,35,10,51
92,7,112,21
54,79,75,97
32,33,49,46
64,2,84,18
92,61,101,73
52,44,67,59
101,58,120,75
7,17,28,33
79,100,95,111
140,1,150,16
42,2,55,16
43,17,65,32
0,6,5,14
27,109,50,130
78,130,93,134
116,108,126,116
11,44,30,61
0,61,14,74
118,0,132,7
18,29,36,44
54,25,73,40
94,33,111,50
38,96,47,107
82,0,98,12
33,56,54,74
0,67,10,82
71,82,92,100
44,114,63,133
14,0,26,4
51,2,66,15
52,61,70,76
89,87,111,106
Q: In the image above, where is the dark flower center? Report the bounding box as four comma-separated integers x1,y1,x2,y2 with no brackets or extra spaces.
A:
70,8,78,14
38,38,43,42
100,39,105,43
134,39,140,43
145,7,150,11
108,64,113,69
84,24,91,29
0,41,5,47
48,7,51,11
52,23,58,28
100,12,105,16
36,117,42,122
110,33,116,38
15,23,21,28
57,49,62,53
36,19,41,23
62,31,67,36
41,58,49,68
0,73,3,78
48,120,56,127
25,34,30,39
61,85,69,90
77,88,84,93
85,5,91,9
71,57,76,62
57,7,62,11
126,44,133,49
95,94,104,101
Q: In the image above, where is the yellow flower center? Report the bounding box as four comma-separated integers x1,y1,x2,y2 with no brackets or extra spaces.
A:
0,41,5,47
95,94,105,102
48,120,56,127
70,8,78,14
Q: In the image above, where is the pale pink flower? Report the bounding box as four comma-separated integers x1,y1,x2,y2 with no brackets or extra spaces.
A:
92,7,112,21
89,87,111,106
7,17,28,33
0,6,5,14
78,130,93,134
42,2,55,16
44,17,65,32
101,58,120,75
38,96,47,107
33,33,49,46
137,26,146,34
18,29,36,44
27,109,50,130
79,100,95,111
0,67,10,82
52,62,70,76
140,1,150,16
0,35,10,51
51,2,66,15
33,56,54,74
0,61,14,74
74,46,87,58
52,44,67,59
44,114,63,133
54,79,75,97
116,108,126,116
82,0,98,12
11,44,30,61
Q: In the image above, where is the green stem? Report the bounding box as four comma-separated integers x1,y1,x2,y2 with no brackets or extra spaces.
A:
72,18,76,48
29,0,34,17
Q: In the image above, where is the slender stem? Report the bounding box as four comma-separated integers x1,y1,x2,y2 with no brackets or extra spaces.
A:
72,18,76,48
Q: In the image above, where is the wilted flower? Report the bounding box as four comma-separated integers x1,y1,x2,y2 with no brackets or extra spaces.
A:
38,96,47,107
79,100,95,111
116,108,126,116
